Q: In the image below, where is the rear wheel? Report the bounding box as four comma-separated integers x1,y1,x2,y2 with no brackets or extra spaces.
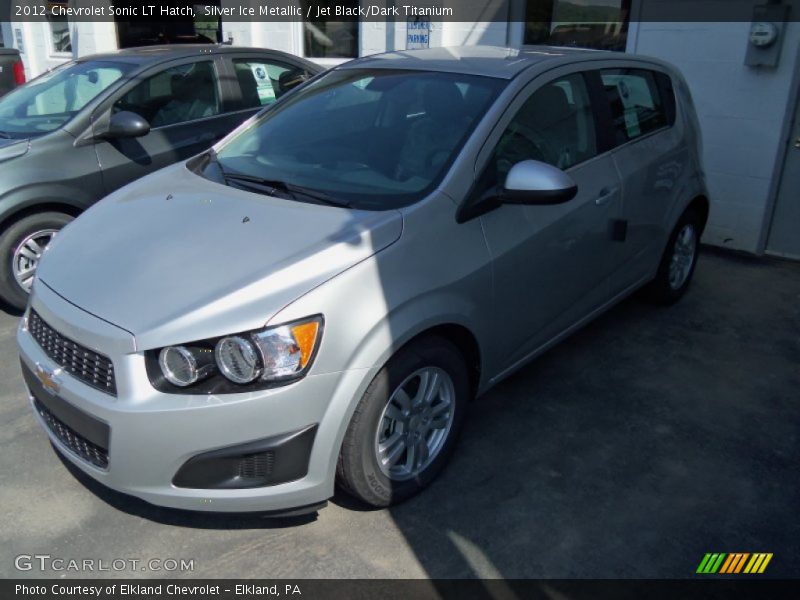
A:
336,336,469,507
645,207,703,305
0,212,74,310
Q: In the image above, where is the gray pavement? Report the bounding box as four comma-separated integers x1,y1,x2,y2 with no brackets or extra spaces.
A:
1,249,798,579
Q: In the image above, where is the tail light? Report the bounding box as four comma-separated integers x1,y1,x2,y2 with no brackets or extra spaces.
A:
12,60,26,85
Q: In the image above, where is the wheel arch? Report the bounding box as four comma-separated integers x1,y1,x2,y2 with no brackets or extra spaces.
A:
0,199,84,234
687,194,710,233
398,323,482,400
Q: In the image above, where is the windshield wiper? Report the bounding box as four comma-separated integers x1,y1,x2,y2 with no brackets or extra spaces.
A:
224,172,352,208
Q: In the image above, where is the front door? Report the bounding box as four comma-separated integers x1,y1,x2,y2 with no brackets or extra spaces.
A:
92,58,236,195
766,95,800,258
479,71,622,370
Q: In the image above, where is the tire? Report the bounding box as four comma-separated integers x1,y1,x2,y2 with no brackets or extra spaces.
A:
645,207,703,305
0,212,74,310
336,336,470,507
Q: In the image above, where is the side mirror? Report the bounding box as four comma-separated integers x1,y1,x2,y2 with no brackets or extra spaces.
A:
102,111,150,140
502,160,578,205
277,68,310,95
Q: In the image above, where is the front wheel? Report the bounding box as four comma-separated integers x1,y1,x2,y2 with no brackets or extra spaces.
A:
645,207,703,305
0,212,74,310
336,336,470,507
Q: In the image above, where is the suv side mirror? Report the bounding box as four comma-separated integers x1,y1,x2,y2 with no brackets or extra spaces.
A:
103,111,150,140
503,160,578,205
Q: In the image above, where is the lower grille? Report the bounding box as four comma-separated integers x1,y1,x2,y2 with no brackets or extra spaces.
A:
238,452,275,479
34,398,109,469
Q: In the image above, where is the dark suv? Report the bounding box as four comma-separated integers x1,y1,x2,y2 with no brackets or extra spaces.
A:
0,45,320,309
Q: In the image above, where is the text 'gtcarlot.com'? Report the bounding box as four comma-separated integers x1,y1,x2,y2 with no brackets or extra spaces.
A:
14,554,194,572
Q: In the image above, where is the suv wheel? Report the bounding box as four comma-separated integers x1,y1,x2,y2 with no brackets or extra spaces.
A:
0,212,74,310
336,336,469,507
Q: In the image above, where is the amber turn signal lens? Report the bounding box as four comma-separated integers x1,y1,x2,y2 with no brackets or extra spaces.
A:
290,320,321,369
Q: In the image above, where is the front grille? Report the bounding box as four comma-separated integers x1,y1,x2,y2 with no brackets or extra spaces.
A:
28,310,117,396
33,398,109,469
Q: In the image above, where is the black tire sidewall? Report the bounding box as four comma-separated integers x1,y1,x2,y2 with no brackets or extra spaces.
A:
649,209,702,305
339,336,470,507
0,212,74,309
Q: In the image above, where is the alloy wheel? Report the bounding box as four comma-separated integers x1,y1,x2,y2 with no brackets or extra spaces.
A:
374,366,456,481
12,229,58,293
668,223,697,290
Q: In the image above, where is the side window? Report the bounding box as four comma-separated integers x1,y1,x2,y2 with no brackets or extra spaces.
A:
232,59,304,109
491,72,597,186
600,68,670,145
114,61,220,128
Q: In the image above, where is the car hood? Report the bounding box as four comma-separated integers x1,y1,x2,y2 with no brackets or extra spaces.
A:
37,163,403,349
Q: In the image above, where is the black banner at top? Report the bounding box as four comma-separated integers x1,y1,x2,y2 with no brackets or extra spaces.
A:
0,0,798,23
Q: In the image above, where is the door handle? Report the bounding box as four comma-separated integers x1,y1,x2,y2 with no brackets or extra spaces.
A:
794,137,800,148
595,187,618,206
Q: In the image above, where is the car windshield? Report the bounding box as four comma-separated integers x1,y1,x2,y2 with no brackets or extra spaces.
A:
0,60,132,138
210,68,506,209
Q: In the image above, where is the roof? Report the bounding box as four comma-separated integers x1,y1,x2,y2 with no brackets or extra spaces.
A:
340,45,611,79
76,44,312,66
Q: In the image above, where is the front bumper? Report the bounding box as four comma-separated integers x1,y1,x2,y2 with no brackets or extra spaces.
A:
18,282,375,513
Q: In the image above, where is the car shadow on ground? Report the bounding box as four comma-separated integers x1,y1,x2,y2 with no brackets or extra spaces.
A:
0,298,23,318
54,450,320,530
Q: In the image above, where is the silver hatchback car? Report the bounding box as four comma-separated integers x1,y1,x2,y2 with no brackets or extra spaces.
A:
17,46,708,514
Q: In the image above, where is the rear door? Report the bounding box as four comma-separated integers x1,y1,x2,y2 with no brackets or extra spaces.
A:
93,56,233,195
592,65,686,295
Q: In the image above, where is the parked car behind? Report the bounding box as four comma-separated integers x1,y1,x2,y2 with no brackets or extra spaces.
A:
0,45,321,309
0,47,25,96
18,46,709,514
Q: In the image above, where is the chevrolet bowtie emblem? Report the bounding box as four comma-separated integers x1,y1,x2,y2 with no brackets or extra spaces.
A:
35,363,62,396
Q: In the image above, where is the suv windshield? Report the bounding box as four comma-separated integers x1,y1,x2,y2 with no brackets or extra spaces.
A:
211,69,505,209
0,60,132,138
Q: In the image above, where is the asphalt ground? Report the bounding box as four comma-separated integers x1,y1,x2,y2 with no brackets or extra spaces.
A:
1,248,798,578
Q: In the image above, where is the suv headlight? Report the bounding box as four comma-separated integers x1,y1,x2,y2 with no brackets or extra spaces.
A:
146,316,323,394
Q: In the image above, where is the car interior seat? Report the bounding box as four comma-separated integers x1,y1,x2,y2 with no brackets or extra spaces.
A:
235,63,261,109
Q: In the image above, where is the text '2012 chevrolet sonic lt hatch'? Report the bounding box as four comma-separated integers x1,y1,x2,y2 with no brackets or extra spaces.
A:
18,46,708,514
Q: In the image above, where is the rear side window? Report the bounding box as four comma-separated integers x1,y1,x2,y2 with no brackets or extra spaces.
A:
232,59,303,109
600,68,674,145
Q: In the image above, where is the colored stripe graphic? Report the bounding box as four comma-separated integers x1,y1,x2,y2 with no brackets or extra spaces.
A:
720,553,749,573
698,552,773,575
744,553,773,574
697,553,726,573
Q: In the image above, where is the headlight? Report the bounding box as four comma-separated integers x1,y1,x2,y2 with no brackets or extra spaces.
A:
146,315,323,394
215,336,261,384
158,346,215,387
